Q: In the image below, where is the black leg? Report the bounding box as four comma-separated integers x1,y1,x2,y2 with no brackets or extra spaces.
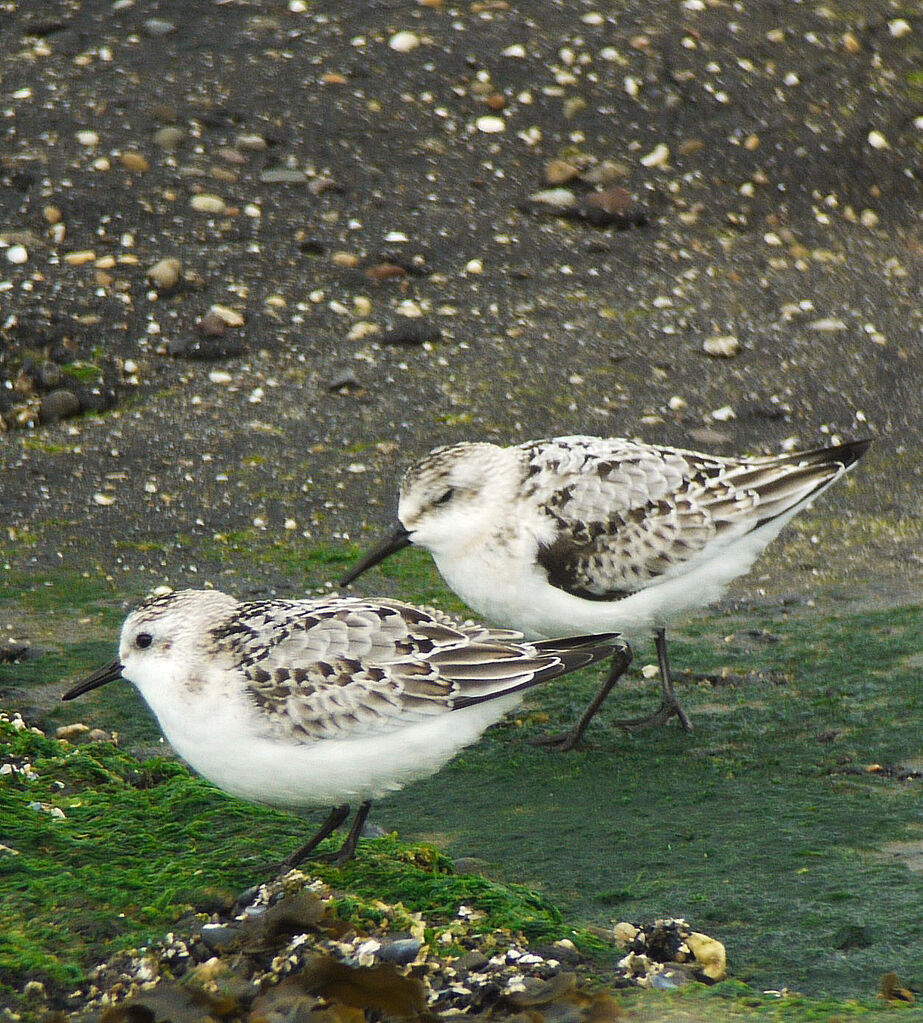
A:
282,803,350,869
611,628,693,732
330,800,373,865
532,644,634,751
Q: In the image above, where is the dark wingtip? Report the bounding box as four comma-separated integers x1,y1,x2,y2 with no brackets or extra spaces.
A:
62,660,124,701
340,523,412,586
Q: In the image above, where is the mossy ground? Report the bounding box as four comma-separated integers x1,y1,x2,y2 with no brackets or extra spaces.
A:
1,546,921,1020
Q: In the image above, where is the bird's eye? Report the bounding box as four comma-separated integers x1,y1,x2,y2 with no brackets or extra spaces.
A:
434,488,455,506
135,633,153,649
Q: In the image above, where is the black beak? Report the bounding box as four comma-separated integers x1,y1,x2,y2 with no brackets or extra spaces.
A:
62,660,124,701
340,523,412,586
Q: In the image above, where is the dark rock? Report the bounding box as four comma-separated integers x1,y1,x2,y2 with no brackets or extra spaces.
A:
325,368,361,392
39,389,81,423
381,320,441,346
377,938,422,964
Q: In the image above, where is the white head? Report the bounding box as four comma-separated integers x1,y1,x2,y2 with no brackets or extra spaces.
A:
63,590,239,707
397,442,520,558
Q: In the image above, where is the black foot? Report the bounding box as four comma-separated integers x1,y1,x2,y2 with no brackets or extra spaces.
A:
528,727,585,752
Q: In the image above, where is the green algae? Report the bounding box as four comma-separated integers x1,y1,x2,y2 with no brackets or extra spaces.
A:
0,548,921,1017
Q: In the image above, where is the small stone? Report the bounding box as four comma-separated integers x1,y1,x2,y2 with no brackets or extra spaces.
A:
6,244,28,265
640,142,670,167
389,30,420,52
582,160,629,185
703,335,740,358
544,159,580,185
198,312,227,337
581,187,647,227
614,922,640,944
208,304,245,327
710,405,736,422
808,317,848,332
685,932,727,982
56,723,90,741
326,367,361,392
143,18,176,36
381,320,441,345
888,19,911,38
502,43,526,57
190,194,228,214
64,250,96,265
147,257,182,290
475,115,505,133
524,187,577,211
76,130,99,147
332,251,360,268
365,262,407,281
464,258,484,274
153,126,185,150
40,390,81,423
260,168,308,184
377,938,422,965
93,493,115,506
120,152,149,172
867,130,888,150
43,205,62,224
235,133,268,151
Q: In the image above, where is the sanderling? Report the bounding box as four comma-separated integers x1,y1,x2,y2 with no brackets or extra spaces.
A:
63,589,628,865
342,435,870,749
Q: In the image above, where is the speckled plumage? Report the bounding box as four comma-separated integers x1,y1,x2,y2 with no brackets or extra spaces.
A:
344,434,870,742
63,589,625,857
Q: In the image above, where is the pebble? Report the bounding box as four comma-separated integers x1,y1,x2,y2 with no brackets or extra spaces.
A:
153,126,185,150
703,335,740,358
867,130,888,150
76,130,99,147
260,168,308,184
147,257,182,290
377,939,423,965
544,159,580,185
581,187,647,228
39,389,81,423
64,250,96,266
190,194,228,214
6,244,28,265
236,133,268,151
464,258,484,274
808,317,848,332
381,320,441,345
389,30,420,52
582,160,629,185
502,43,526,58
475,115,505,134
120,152,150,173
198,312,227,338
640,142,670,168
143,18,177,36
208,304,245,327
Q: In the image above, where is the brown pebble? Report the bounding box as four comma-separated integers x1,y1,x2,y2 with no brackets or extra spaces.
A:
198,311,227,337
484,93,506,110
120,152,150,172
321,72,348,85
40,389,82,423
544,159,581,185
43,205,62,224
366,262,408,281
678,138,705,156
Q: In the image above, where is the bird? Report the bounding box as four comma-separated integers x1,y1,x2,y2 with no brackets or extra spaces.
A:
62,589,628,865
341,435,871,749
